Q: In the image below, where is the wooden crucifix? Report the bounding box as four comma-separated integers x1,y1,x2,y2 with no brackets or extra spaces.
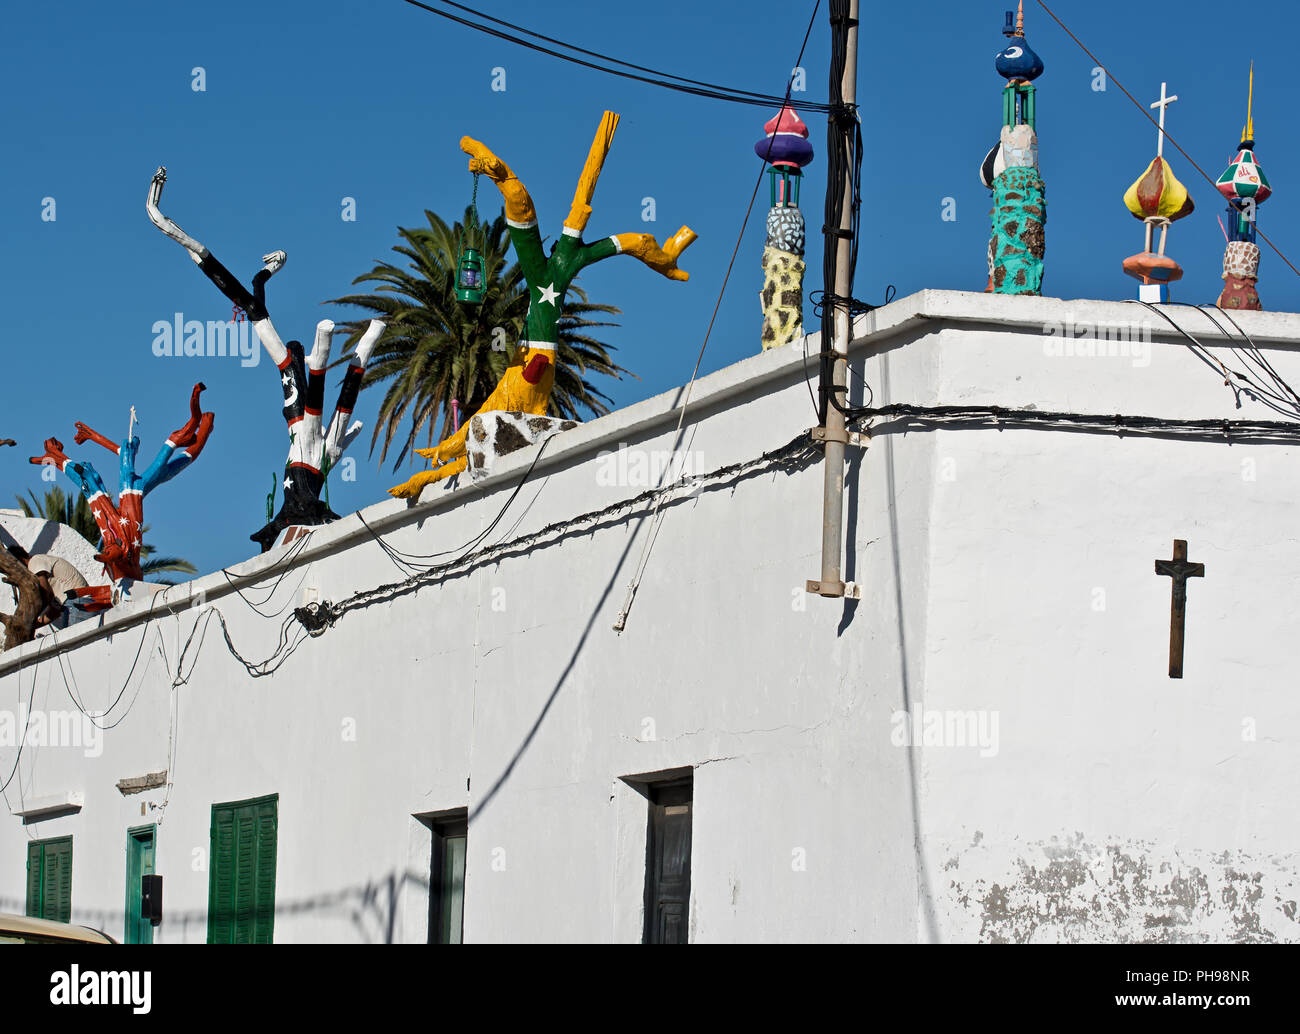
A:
1154,539,1204,679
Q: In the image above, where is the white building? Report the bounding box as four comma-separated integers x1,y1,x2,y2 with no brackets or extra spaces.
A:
2,289,1298,943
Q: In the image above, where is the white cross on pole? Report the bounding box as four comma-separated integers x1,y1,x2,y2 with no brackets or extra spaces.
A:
1150,82,1178,159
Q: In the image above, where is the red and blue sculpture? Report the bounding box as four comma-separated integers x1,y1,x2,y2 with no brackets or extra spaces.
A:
29,384,214,601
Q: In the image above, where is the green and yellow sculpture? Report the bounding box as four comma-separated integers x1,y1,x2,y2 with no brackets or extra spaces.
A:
390,111,697,500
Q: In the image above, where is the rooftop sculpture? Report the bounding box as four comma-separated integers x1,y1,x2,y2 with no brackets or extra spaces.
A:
389,110,697,500
28,385,214,605
146,168,386,551
1214,65,1272,311
1121,82,1195,301
756,106,814,350
981,2,1047,295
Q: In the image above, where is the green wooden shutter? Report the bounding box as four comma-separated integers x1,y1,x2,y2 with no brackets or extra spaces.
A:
208,806,236,944
252,800,277,944
208,795,277,944
26,838,72,922
25,842,41,919
233,812,256,941
49,839,73,923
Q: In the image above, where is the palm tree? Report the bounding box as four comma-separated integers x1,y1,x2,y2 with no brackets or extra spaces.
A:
328,207,633,469
15,489,196,583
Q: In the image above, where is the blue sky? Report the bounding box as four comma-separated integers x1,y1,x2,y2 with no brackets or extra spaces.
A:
2,0,1296,576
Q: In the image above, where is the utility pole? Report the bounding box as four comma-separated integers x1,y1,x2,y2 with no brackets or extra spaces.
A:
808,0,861,600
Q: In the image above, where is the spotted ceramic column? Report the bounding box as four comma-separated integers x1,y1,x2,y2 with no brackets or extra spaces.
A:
755,107,813,349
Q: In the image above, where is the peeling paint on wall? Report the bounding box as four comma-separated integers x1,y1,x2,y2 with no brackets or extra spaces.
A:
939,832,1300,943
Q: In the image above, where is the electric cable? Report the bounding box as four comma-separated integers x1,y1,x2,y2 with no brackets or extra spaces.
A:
218,530,314,616
0,638,47,797
355,433,556,576
1136,301,1300,420
1035,0,1300,279
609,0,824,633
855,402,1300,441
54,616,156,731
397,0,834,112
299,429,819,634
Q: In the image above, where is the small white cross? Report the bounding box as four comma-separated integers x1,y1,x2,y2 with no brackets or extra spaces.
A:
1150,82,1178,159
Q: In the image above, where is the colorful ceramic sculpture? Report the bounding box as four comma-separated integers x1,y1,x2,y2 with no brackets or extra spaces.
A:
29,385,214,587
389,111,697,500
756,106,813,350
982,2,1047,295
146,167,386,550
1121,83,1194,300
1214,66,1271,310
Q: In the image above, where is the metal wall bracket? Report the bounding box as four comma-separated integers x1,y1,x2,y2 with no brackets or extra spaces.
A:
805,579,862,599
810,427,870,448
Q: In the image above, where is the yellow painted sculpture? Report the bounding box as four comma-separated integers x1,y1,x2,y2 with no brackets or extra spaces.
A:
390,112,697,500
1123,156,1195,222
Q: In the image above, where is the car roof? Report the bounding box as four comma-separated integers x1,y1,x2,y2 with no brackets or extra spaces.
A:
0,912,115,943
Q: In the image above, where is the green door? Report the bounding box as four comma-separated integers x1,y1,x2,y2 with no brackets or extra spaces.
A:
208,794,278,944
125,826,156,944
25,837,73,923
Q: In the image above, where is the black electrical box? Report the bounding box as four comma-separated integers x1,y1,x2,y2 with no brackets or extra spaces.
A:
141,874,163,927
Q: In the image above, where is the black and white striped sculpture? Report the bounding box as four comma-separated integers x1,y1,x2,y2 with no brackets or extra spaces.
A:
147,168,385,551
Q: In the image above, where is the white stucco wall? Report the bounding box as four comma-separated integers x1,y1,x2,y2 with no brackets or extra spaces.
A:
1,289,1297,943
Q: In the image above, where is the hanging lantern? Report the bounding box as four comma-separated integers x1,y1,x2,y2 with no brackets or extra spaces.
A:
455,173,486,305
456,247,485,304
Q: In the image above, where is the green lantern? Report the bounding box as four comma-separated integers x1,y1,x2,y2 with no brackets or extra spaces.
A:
456,247,485,304
455,173,486,305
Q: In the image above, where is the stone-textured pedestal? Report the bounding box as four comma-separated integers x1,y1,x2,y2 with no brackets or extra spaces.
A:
467,412,579,481
1218,240,1262,311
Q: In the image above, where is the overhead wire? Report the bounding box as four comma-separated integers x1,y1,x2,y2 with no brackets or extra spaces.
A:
855,402,1300,442
0,638,47,797
1135,301,1300,420
355,434,556,577
1192,304,1300,410
1034,0,1300,279
298,429,820,635
609,0,824,634
397,0,834,112
218,530,314,616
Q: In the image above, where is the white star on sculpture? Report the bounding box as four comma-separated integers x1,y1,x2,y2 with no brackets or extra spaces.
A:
284,475,293,490
118,516,130,526
281,372,293,388
537,283,559,307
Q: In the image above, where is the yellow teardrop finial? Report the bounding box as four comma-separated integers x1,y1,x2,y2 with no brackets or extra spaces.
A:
1243,62,1255,142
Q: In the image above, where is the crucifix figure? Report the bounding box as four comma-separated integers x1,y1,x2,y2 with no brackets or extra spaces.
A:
1150,81,1178,160
1154,538,1204,679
